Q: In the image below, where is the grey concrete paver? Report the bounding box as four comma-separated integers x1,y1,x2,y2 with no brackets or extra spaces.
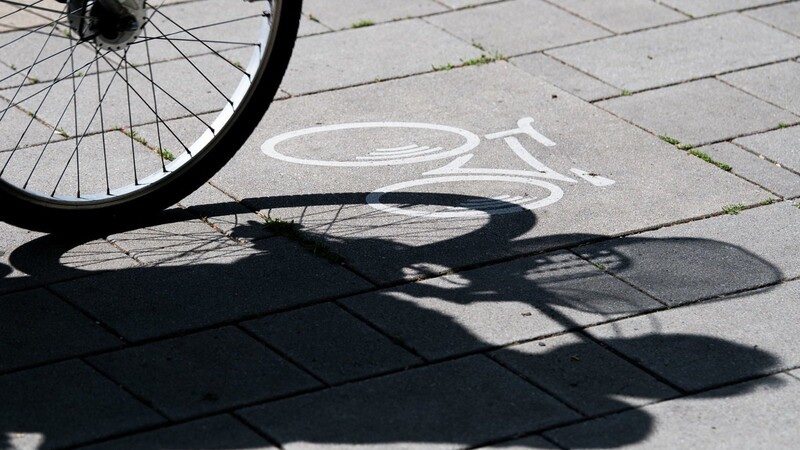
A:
302,0,447,30
78,415,275,450
721,61,800,115
50,236,372,341
510,53,619,101
178,183,274,241
547,0,689,33
546,373,800,449
88,327,321,421
745,2,800,36
298,15,331,36
425,0,610,56
733,125,800,173
579,202,799,306
492,333,678,416
0,360,164,449
548,14,800,91
239,356,580,449
597,79,798,145
436,0,496,9
0,221,137,295
481,436,558,449
341,250,662,360
215,63,769,284
242,303,422,384
0,96,61,152
659,0,786,17
587,279,800,392
280,19,483,95
701,142,800,198
0,288,121,373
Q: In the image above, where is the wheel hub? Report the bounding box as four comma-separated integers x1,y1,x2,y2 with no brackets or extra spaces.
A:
66,0,147,51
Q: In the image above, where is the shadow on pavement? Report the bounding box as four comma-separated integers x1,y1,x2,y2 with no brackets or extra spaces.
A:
0,192,788,449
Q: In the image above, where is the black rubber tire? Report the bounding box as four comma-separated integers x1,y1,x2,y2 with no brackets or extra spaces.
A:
0,0,302,232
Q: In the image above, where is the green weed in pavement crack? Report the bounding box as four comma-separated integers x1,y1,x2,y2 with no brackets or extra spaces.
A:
263,217,345,264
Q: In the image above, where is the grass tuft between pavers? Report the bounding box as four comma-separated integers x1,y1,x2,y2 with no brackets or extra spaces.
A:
722,203,746,215
688,149,732,171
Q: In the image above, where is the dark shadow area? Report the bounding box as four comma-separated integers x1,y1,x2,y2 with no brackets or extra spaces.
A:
0,192,789,449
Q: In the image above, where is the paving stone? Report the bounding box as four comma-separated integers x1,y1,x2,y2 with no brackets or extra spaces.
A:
549,14,800,91
548,0,689,33
733,125,800,173
492,333,678,416
179,183,275,242
280,19,482,95
0,96,61,151
78,415,275,450
302,0,447,30
342,251,662,360
0,221,137,295
0,288,121,373
746,2,800,36
721,61,800,115
0,360,163,449
298,15,331,36
51,236,371,341
546,373,800,449
105,208,233,265
213,62,769,284
597,79,798,145
437,0,497,9
659,0,785,17
425,0,610,56
701,142,800,199
89,327,321,421
481,436,558,449
579,202,799,305
587,279,800,392
239,356,579,449
243,303,422,384
511,53,619,101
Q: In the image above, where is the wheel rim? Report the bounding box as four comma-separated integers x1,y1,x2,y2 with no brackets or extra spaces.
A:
0,0,279,209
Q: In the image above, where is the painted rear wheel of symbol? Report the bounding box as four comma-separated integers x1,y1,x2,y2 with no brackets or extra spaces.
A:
366,175,564,218
261,122,481,167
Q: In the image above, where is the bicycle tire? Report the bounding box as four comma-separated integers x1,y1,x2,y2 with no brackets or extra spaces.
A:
0,0,301,232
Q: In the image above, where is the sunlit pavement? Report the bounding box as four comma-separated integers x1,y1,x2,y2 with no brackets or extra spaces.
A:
1,0,800,449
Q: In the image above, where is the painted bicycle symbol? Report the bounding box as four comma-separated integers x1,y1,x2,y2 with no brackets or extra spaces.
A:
262,117,615,218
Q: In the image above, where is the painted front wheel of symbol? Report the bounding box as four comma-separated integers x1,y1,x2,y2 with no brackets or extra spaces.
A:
0,0,301,232
366,175,564,218
261,122,482,167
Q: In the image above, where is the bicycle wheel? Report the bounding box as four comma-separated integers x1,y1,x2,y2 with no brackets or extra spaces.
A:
0,0,301,231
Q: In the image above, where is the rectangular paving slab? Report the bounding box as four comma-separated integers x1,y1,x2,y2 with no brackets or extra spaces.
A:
586,279,800,392
547,0,689,33
239,356,580,450
424,0,610,56
0,360,164,449
0,288,121,373
597,78,798,146
578,201,800,306
78,415,275,450
700,142,800,199
88,327,321,421
546,373,800,449
242,302,422,384
659,0,785,17
745,2,800,36
302,0,446,30
720,61,800,115
548,13,800,91
341,250,662,361
212,62,769,284
510,53,619,102
492,333,678,416
50,236,372,341
733,125,800,173
280,19,483,95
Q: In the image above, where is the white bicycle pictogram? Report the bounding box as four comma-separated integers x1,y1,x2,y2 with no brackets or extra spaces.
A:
261,117,615,218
